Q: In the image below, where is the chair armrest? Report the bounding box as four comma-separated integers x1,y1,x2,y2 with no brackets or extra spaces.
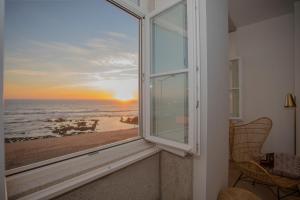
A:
234,160,274,185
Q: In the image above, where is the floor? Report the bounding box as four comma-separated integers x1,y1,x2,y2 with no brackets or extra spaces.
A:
229,161,300,200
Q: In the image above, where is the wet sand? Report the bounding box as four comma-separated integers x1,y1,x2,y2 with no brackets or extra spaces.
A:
5,128,138,170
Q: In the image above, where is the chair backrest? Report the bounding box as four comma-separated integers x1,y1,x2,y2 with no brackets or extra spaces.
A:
229,120,244,160
231,117,272,162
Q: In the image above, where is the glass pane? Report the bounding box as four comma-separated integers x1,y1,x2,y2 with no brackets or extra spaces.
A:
151,1,187,74
229,59,239,88
229,90,240,118
150,73,188,144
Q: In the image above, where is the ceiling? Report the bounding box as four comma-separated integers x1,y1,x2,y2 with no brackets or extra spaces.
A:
229,0,299,28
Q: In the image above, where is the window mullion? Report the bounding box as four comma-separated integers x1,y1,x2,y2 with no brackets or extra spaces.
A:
150,69,188,78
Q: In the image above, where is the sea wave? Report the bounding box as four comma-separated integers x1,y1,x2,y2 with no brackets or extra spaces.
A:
4,100,139,141
4,109,138,116
6,120,36,124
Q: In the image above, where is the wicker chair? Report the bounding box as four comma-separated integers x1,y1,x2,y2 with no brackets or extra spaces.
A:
231,117,300,200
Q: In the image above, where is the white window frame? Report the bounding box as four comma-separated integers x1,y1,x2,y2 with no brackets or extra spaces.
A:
0,0,201,199
229,57,242,120
144,0,198,153
107,0,146,17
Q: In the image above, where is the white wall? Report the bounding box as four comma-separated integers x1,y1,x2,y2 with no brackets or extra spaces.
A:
229,32,238,59
229,14,295,154
295,1,300,155
194,0,229,199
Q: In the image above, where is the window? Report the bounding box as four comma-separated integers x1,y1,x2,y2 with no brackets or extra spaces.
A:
229,58,241,119
2,0,200,198
4,0,141,171
144,0,197,152
3,0,198,175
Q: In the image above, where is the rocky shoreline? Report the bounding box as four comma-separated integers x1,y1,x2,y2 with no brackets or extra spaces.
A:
120,116,138,125
5,118,99,143
5,135,55,143
5,116,139,143
51,119,99,135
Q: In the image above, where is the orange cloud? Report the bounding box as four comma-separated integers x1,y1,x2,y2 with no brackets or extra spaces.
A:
4,84,115,100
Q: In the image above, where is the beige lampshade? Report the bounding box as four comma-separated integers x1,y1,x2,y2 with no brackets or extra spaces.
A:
284,93,296,108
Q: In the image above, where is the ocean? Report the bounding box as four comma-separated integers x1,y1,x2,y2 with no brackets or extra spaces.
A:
4,99,139,143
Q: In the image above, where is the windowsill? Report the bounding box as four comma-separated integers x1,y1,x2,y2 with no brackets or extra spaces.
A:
6,136,142,176
6,139,160,200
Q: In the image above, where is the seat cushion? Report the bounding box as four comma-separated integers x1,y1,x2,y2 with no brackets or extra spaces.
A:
273,153,300,179
260,153,300,179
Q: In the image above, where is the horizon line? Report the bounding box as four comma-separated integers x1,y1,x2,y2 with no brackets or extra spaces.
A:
3,98,138,101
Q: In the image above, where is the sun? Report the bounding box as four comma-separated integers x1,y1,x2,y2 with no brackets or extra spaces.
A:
114,93,134,102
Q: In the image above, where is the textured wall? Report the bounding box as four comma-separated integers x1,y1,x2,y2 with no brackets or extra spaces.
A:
54,155,160,200
160,151,193,200
53,151,194,200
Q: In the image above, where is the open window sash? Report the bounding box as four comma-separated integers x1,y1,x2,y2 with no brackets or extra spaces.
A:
144,0,197,153
107,0,198,154
107,0,145,18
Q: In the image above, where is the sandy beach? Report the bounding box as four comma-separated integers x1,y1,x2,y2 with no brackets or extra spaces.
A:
5,128,138,170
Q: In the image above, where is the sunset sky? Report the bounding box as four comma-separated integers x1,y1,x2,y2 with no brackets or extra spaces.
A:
4,0,139,101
